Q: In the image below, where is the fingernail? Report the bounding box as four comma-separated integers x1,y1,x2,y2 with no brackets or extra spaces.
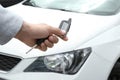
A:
61,30,66,34
60,35,68,40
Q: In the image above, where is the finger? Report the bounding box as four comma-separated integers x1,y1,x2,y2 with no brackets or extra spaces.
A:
44,40,54,48
50,27,68,41
59,35,68,41
48,36,59,43
38,43,47,51
50,27,64,35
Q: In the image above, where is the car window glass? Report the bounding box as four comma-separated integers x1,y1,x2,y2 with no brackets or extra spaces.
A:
23,0,120,15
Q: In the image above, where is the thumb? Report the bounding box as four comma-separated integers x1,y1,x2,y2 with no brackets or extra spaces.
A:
50,27,68,41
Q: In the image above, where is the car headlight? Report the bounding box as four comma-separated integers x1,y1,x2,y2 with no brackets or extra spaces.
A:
24,47,91,74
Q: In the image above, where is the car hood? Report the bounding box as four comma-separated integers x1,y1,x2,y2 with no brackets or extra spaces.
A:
0,3,120,58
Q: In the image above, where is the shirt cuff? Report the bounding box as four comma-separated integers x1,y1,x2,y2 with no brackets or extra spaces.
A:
0,5,23,45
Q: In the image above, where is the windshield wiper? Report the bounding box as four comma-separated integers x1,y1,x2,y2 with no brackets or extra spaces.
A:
23,0,37,7
49,8,77,13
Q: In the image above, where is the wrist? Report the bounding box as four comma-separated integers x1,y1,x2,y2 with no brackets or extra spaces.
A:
15,21,31,41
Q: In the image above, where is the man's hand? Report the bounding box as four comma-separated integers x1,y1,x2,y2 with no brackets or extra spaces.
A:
15,21,68,51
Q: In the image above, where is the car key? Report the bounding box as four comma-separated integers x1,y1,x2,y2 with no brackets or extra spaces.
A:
26,18,72,54
59,18,71,35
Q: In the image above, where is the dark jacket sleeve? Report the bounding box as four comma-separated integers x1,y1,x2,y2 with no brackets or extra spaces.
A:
0,5,23,45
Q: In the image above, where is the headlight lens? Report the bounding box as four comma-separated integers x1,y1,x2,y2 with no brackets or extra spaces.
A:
24,47,91,74
44,52,74,73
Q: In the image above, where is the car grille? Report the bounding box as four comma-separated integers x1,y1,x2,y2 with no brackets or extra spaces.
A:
0,52,21,71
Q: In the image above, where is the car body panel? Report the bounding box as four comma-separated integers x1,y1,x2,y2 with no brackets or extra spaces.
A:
0,3,120,58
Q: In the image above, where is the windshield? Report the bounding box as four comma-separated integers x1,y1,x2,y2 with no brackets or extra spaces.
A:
23,0,120,15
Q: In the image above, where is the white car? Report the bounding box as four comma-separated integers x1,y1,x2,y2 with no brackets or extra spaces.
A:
0,0,120,80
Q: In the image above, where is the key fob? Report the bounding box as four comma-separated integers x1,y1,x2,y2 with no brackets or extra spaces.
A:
36,18,72,45
59,18,71,35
